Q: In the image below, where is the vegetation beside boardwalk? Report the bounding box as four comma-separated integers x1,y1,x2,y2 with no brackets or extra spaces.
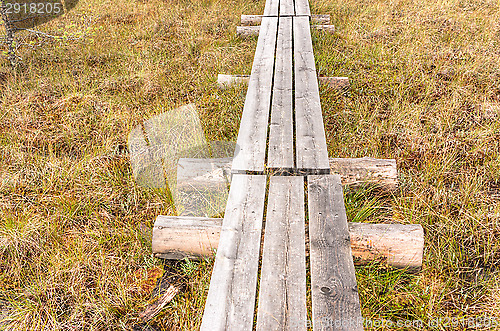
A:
1,0,499,329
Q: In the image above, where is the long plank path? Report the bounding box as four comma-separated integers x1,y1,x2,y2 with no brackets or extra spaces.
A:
201,0,363,329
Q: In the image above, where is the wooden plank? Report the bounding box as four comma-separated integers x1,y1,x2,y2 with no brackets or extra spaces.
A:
232,17,278,173
280,0,295,16
256,176,307,330
308,175,363,330
295,0,311,16
200,175,267,331
263,0,279,16
294,17,330,173
268,17,294,171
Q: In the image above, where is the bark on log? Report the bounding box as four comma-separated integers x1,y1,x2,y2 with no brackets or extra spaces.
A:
152,216,424,271
313,24,336,34
237,24,335,38
241,14,330,26
178,156,397,191
330,157,398,190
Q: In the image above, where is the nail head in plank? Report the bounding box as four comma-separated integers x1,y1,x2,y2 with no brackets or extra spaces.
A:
232,17,278,173
294,16,330,172
256,176,307,330
268,17,294,171
200,175,267,330
308,174,363,331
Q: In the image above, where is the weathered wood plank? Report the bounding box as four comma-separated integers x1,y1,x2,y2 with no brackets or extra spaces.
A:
256,176,307,330
200,175,267,331
152,217,425,270
295,0,311,17
232,17,278,173
280,0,295,16
263,0,279,16
308,175,363,330
268,17,294,171
294,17,330,173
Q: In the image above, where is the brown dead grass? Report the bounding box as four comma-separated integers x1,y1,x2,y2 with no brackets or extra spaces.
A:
0,0,499,329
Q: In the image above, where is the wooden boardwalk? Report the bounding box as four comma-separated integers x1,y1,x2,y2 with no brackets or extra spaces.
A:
201,0,363,329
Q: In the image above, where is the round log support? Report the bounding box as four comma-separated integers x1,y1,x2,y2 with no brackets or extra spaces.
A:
152,216,424,271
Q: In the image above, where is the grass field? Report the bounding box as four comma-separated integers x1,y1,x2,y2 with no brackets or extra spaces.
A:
1,0,500,329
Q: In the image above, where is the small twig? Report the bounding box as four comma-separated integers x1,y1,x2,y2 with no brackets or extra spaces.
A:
138,285,180,321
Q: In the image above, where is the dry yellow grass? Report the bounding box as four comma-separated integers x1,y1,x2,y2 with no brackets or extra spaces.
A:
0,0,499,329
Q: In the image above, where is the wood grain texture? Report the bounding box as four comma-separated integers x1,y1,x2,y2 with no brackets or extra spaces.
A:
236,25,261,38
152,216,223,259
152,217,424,270
232,17,278,173
200,175,267,331
313,25,335,34
256,176,307,330
268,17,294,171
280,0,295,16
263,0,279,16
348,223,424,270
294,17,330,173
294,0,311,16
177,157,231,190
308,174,363,331
329,157,398,191
176,157,398,190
